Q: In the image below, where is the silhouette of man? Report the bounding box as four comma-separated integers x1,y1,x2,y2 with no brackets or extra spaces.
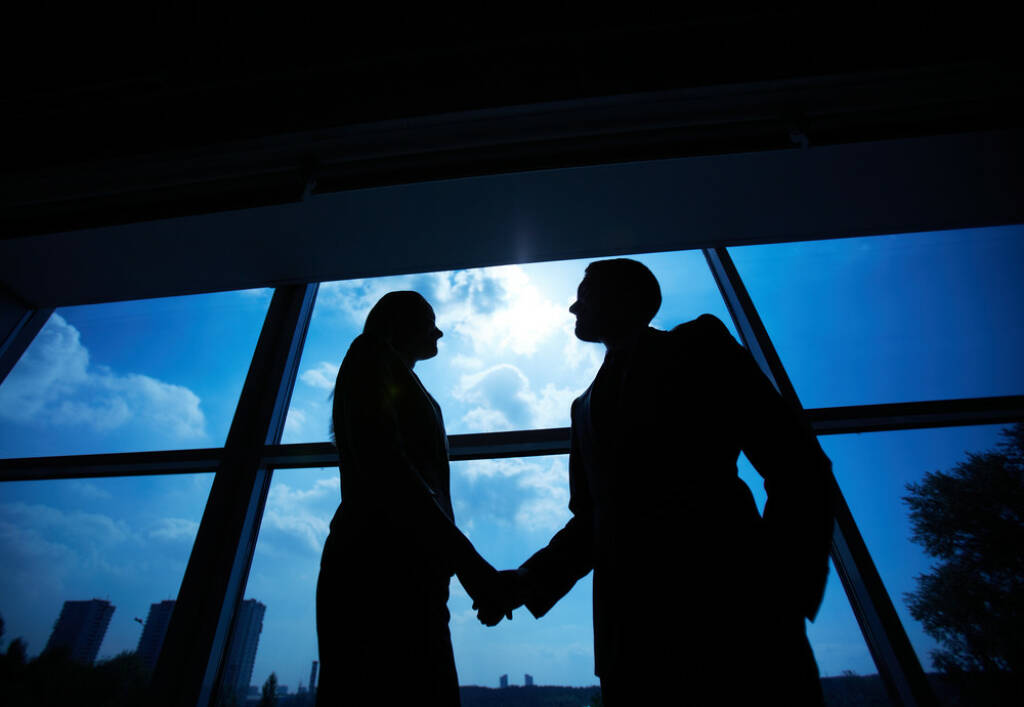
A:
478,259,834,705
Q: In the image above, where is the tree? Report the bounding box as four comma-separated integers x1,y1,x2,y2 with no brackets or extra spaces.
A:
260,672,279,707
903,423,1024,678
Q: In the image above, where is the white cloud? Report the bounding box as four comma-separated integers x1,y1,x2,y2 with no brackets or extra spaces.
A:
461,407,513,431
67,480,113,501
449,354,484,371
0,513,75,566
454,364,575,431
316,272,444,325
514,458,572,532
456,364,532,429
0,502,132,545
0,313,90,419
524,383,577,429
0,502,139,587
300,361,340,390
261,477,339,554
284,407,309,438
437,266,568,357
0,314,206,439
454,457,571,534
148,517,200,542
316,266,569,359
561,319,604,374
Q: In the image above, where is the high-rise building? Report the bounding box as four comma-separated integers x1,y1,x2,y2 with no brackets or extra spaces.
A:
219,599,266,702
499,674,508,688
136,600,176,672
44,599,115,664
525,673,534,686
309,660,319,695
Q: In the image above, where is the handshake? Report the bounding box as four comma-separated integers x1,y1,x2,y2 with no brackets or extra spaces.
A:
465,567,529,627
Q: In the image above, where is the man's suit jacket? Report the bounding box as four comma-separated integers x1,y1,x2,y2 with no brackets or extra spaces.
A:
520,314,834,681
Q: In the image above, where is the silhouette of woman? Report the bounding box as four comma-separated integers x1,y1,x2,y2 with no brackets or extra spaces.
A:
316,291,499,706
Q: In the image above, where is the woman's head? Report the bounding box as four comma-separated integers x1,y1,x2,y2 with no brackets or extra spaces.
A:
363,291,443,365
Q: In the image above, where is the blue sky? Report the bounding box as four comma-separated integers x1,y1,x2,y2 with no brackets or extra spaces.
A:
0,224,1022,691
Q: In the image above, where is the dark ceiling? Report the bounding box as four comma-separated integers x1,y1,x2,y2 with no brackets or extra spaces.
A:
1,8,1020,310
3,8,1018,237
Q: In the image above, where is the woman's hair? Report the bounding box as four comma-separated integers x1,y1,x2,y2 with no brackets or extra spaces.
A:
363,290,430,341
329,290,430,446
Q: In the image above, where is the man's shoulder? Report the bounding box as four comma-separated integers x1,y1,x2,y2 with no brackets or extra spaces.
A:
570,387,590,412
667,313,733,345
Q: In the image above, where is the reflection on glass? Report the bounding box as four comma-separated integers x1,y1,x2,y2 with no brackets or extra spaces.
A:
821,424,1017,705
283,249,733,443
810,566,895,705
0,473,213,703
728,225,1024,408
0,290,272,458
240,467,334,701
738,453,894,704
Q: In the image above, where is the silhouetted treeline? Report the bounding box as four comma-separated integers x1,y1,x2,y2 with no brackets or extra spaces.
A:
457,674,1013,707
821,672,1016,706
459,685,602,707
1,647,150,706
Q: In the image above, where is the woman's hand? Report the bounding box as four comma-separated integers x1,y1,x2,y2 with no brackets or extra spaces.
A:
471,569,525,627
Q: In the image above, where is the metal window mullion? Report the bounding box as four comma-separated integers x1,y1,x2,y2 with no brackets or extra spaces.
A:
704,246,937,707
0,305,53,387
2,393,1021,483
3,395,1021,482
151,282,317,707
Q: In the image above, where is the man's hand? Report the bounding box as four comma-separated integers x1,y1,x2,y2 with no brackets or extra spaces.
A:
472,569,525,627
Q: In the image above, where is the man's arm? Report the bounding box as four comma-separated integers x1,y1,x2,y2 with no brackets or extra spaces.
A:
697,314,835,620
516,400,596,618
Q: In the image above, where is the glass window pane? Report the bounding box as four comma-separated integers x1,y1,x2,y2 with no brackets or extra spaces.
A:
238,467,334,702
448,456,595,687
246,454,896,702
811,566,896,705
821,424,1017,705
0,290,272,458
738,453,894,703
728,225,1024,408
0,472,213,698
284,249,733,442
239,458,596,698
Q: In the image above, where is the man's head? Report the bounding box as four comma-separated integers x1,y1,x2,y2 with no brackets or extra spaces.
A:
569,259,661,344
364,291,443,363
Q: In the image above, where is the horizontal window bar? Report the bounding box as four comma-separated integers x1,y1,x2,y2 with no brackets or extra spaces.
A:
806,395,1024,434
2,396,1021,482
0,448,224,482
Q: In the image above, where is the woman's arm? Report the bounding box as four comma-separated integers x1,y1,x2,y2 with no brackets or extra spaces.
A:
335,346,500,601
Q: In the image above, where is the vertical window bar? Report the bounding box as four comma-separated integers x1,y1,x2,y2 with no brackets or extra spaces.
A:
151,283,318,707
0,288,52,386
703,246,937,707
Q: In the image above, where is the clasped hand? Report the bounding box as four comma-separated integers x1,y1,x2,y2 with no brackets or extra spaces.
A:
471,569,524,627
